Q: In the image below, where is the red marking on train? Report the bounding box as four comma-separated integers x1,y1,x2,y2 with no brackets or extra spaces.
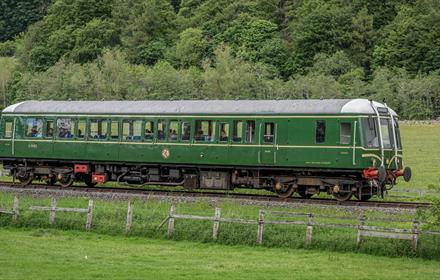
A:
162,148,170,159
92,173,106,183
74,164,89,173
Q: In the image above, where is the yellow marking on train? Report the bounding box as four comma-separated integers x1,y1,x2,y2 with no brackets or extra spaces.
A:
0,138,404,152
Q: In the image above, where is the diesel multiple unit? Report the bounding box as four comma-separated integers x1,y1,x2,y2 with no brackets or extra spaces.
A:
0,99,411,201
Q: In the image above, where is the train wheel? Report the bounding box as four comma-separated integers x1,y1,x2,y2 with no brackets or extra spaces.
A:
274,183,295,198
84,175,97,188
333,191,352,201
17,173,33,186
59,175,74,188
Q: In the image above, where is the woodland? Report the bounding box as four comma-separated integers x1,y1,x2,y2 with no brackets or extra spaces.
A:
0,0,439,119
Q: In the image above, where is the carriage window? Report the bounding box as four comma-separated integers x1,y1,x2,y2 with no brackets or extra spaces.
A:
168,121,178,141
110,121,119,139
4,120,13,138
122,120,142,140
89,119,108,139
145,121,154,140
340,122,351,144
219,123,229,142
380,118,392,149
25,118,43,138
157,120,166,140
45,120,54,137
264,123,275,143
77,120,86,139
245,120,255,143
315,120,326,143
233,121,243,142
57,118,73,138
195,120,215,142
181,122,191,141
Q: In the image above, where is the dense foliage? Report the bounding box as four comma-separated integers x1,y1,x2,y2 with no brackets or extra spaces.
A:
1,0,440,119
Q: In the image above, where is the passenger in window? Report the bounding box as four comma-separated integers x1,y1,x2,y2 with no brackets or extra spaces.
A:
196,130,204,141
47,127,54,137
31,126,41,137
220,128,228,141
157,129,165,140
170,129,178,140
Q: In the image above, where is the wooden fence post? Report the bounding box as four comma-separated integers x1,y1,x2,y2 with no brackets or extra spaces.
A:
12,196,19,221
357,215,366,248
85,200,94,230
125,201,134,233
256,210,265,245
412,219,419,252
167,204,176,238
212,207,221,240
49,197,57,225
305,213,314,246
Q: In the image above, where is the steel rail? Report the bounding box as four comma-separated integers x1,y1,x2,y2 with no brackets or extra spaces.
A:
0,182,431,210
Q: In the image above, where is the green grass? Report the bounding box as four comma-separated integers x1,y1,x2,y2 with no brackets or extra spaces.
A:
1,192,439,259
399,124,440,190
1,227,440,280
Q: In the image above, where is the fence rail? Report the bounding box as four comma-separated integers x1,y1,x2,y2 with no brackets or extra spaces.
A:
2,195,440,252
159,204,439,251
29,197,94,230
0,196,19,220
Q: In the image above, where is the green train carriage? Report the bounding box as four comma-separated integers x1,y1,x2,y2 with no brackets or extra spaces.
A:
0,99,411,201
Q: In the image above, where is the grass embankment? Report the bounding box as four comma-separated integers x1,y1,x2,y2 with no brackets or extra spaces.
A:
1,192,439,259
1,227,440,280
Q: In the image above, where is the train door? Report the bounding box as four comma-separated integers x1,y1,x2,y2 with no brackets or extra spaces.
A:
0,117,14,157
260,122,277,165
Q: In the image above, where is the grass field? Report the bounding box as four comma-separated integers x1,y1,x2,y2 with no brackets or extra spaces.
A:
1,227,440,280
399,124,440,190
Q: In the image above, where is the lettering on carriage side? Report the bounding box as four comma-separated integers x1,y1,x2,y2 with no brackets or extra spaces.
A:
162,148,170,159
28,143,38,149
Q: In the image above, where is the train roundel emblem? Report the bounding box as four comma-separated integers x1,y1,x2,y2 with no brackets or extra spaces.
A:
162,148,170,159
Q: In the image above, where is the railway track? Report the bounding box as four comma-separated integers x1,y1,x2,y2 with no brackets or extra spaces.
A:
0,182,431,210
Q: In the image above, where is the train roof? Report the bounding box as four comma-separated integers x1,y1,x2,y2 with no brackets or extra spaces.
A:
2,99,397,116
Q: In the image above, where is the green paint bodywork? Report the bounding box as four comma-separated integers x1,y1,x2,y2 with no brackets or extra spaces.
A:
0,113,403,171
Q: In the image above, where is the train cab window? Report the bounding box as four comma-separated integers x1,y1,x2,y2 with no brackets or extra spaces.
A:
110,121,119,140
25,118,43,138
362,118,379,148
340,122,351,144
122,120,142,140
245,120,255,143
77,120,86,139
57,118,73,138
233,121,243,142
219,123,229,142
264,123,275,143
145,121,154,140
89,119,108,139
315,120,326,143
195,120,215,142
4,120,13,138
157,120,166,140
168,121,179,141
181,122,191,141
45,120,54,138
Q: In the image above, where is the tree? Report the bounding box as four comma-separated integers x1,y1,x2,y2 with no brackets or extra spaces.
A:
175,28,208,67
373,0,440,74
121,0,177,65
202,45,273,99
0,0,51,42
287,0,354,73
0,57,18,108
